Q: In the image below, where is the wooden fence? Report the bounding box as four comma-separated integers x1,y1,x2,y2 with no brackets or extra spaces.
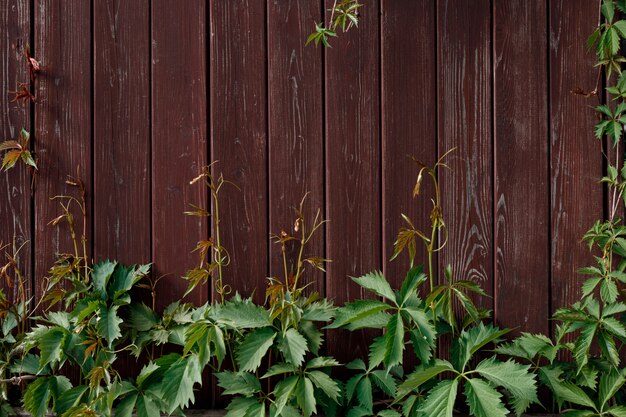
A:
0,0,604,402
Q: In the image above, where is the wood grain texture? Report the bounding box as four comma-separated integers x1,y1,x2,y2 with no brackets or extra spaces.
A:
494,0,550,334
381,0,437,289
0,0,31,300
549,0,603,314
34,0,91,299
152,0,207,308
210,0,268,303
267,0,324,294
437,0,493,308
93,0,150,266
325,0,381,362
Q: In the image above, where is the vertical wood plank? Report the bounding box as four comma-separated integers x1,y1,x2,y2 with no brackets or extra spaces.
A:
34,0,91,299
152,0,207,308
325,0,381,362
93,0,150,266
381,0,437,288
0,1,31,300
549,0,602,313
437,0,493,308
210,0,268,302
267,0,324,293
494,0,550,334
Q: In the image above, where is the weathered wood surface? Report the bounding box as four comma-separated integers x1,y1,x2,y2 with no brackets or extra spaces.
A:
152,0,208,309
437,0,493,310
381,0,437,288
268,0,325,292
0,0,31,301
0,0,610,406
494,0,550,335
325,0,381,363
549,0,603,321
210,0,268,304
34,0,92,302
93,0,151,267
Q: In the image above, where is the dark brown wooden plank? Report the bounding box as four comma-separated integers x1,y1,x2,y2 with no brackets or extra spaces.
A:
549,0,602,314
93,0,150,267
325,0,381,362
210,0,268,303
267,0,324,293
34,0,91,300
381,0,437,290
437,0,493,310
494,0,550,334
152,0,207,308
0,0,31,301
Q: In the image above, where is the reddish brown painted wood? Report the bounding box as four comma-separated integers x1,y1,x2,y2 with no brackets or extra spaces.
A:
152,0,207,309
93,0,150,266
34,0,92,300
0,0,31,301
268,0,324,293
549,0,603,314
494,0,550,335
210,0,268,303
381,0,437,290
325,0,381,362
437,0,493,309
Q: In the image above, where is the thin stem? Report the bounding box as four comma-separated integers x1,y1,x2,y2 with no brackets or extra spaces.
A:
214,194,224,304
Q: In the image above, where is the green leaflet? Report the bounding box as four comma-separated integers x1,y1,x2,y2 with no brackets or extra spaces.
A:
352,270,396,302
384,313,404,369
217,371,261,396
279,328,309,367
98,305,123,347
236,327,276,372
464,378,509,417
396,360,454,399
417,379,458,417
474,357,538,415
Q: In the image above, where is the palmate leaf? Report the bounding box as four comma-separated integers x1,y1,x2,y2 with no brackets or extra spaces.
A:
279,328,309,367
474,357,538,415
465,378,509,417
236,327,276,372
352,270,396,302
417,379,458,417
